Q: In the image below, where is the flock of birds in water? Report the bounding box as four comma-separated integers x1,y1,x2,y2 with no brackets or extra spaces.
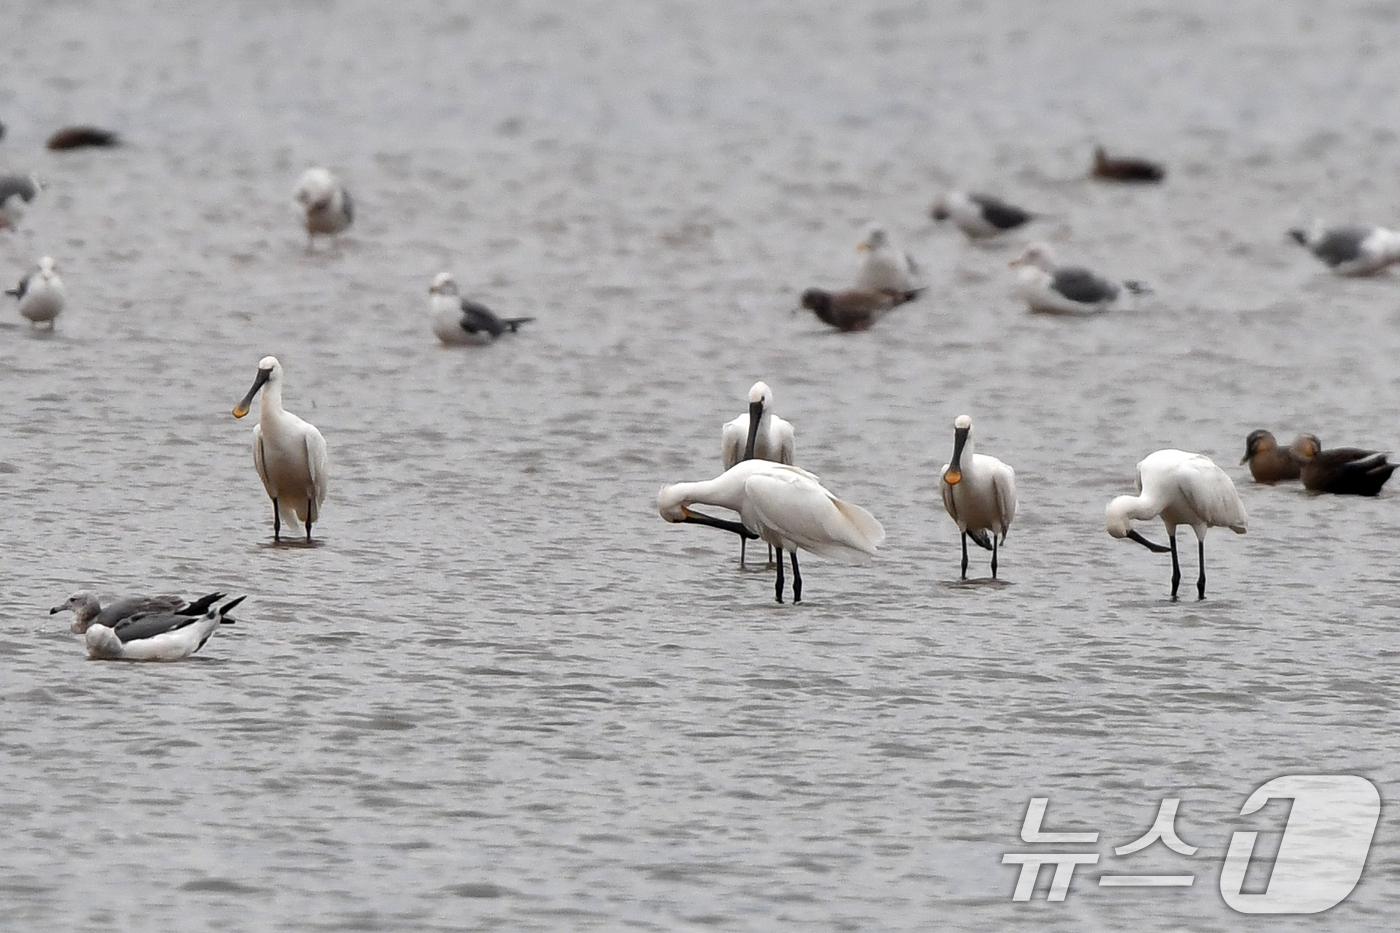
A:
6,125,1397,658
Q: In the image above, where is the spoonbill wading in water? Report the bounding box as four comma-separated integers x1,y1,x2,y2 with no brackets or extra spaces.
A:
233,356,329,543
659,460,884,604
720,381,795,568
1106,449,1247,600
940,415,1016,579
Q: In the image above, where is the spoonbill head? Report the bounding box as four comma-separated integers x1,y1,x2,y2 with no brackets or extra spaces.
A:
232,356,329,543
940,415,1017,579
659,460,884,603
1106,449,1247,600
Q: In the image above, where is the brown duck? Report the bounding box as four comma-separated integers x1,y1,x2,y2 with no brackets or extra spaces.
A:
800,287,922,332
1240,430,1320,483
1299,441,1396,496
1091,146,1166,182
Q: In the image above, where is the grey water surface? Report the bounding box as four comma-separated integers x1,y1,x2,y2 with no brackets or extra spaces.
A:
2,0,1399,929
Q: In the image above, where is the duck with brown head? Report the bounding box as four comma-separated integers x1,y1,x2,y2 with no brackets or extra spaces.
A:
1241,430,1320,484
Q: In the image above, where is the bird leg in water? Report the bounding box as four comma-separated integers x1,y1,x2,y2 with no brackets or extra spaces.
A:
740,537,747,569
960,533,970,579
775,548,785,603
790,551,802,603
991,536,998,579
306,497,314,542
272,497,281,542
1169,534,1181,601
1197,539,1206,600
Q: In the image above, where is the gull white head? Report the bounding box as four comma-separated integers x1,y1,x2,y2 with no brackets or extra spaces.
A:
232,356,283,419
1010,242,1057,272
85,624,125,660
38,255,58,276
294,167,337,209
429,272,459,296
51,591,100,632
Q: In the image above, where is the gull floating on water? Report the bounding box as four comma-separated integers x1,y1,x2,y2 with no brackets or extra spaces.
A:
7,256,64,329
1240,430,1320,484
428,272,533,345
1091,146,1166,182
930,191,1036,239
659,460,884,604
232,356,329,542
855,225,921,293
1010,243,1147,315
293,167,353,247
721,381,796,568
46,126,120,150
799,286,921,331
1106,449,1247,600
940,415,1017,580
85,595,245,661
0,174,39,230
1287,222,1400,276
52,591,231,634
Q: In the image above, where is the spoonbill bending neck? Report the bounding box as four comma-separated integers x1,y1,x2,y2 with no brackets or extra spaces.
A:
659,460,883,604
233,356,329,543
1106,449,1247,600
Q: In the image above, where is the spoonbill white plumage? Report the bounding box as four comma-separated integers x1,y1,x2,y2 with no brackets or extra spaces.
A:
293,167,353,246
939,415,1017,579
232,356,329,542
85,595,245,661
721,381,796,568
930,191,1036,239
7,256,64,329
854,225,920,293
1106,449,1247,600
658,460,884,604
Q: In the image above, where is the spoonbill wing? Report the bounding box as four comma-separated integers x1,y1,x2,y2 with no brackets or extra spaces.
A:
743,471,882,562
720,416,745,470
252,427,275,500
1177,456,1248,533
306,428,330,515
992,462,1018,538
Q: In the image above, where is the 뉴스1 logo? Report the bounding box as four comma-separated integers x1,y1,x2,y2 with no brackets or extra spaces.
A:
1003,774,1380,914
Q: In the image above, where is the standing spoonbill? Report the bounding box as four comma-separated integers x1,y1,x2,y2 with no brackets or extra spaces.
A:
939,415,1017,579
659,460,884,604
232,356,329,543
721,381,796,568
1106,449,1248,600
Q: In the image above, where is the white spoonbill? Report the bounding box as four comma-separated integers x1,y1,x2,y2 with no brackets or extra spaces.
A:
232,356,329,543
85,595,245,661
7,256,64,329
293,167,353,247
659,460,884,604
939,415,1017,579
1106,449,1248,600
855,224,920,293
721,381,796,568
